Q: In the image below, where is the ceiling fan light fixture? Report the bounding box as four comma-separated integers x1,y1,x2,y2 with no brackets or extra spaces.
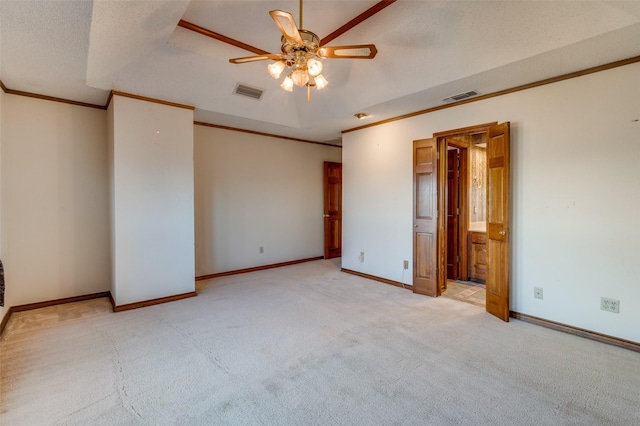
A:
267,60,286,78
307,58,323,76
314,74,328,90
228,4,377,101
281,76,294,92
291,69,309,87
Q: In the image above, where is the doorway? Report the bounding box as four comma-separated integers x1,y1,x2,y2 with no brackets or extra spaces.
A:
444,133,486,307
412,122,511,321
323,162,342,259
446,146,461,280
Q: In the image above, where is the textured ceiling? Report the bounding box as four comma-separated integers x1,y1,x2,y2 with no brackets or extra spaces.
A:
1,0,640,144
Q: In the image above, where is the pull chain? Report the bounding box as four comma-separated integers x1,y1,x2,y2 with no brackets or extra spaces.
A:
299,0,303,29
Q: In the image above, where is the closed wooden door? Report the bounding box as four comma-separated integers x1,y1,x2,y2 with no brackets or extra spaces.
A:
485,122,511,321
413,138,440,296
446,149,460,279
323,162,342,259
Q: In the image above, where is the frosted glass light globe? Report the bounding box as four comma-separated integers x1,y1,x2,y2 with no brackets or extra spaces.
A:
291,69,309,87
280,76,294,92
307,58,323,77
267,61,286,79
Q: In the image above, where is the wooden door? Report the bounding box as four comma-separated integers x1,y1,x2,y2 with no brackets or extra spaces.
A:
485,122,510,321
446,149,460,279
323,162,342,259
413,138,440,296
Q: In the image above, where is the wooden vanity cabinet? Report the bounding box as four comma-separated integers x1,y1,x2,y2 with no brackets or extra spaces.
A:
469,231,486,283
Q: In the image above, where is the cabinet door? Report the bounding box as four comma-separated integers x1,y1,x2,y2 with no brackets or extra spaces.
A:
469,232,487,283
473,243,487,281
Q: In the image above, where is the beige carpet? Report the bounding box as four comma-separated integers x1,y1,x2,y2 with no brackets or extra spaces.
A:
1,259,639,425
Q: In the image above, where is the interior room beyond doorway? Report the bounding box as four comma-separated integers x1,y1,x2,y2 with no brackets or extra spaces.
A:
442,132,488,308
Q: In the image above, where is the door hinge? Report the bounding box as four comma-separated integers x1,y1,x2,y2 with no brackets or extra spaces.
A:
457,255,460,263
456,207,460,216
436,268,439,277
436,151,440,160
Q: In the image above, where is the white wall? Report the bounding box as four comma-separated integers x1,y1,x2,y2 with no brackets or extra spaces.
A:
194,125,342,276
2,94,110,306
343,62,640,343
110,95,194,306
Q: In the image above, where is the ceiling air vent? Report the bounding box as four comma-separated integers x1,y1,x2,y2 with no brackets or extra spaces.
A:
234,83,264,100
443,90,480,103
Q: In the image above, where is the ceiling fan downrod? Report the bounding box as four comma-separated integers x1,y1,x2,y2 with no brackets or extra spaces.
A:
299,0,303,30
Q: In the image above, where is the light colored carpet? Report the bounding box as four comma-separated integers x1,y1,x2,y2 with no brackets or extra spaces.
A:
1,259,639,425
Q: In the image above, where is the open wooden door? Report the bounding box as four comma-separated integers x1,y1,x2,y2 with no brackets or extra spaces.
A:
323,162,342,259
413,138,443,296
485,122,511,321
446,149,460,279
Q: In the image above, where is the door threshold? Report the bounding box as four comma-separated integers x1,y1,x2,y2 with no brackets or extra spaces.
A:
442,280,486,308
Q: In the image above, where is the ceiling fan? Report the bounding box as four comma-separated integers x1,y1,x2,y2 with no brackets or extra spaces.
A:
228,1,378,99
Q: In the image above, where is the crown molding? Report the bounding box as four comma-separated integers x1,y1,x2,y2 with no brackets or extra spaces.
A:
178,20,268,56
342,55,640,134
321,1,397,46
0,81,105,110
109,90,194,110
194,121,342,148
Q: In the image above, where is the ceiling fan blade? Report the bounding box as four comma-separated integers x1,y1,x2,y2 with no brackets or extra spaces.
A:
269,10,302,44
317,44,378,59
229,54,282,64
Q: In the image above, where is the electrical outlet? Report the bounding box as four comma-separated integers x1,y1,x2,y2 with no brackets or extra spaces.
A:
534,287,543,300
403,260,409,270
259,246,264,254
359,252,365,262
601,297,620,313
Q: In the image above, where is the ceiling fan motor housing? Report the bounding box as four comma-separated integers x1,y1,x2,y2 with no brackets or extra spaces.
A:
281,30,320,56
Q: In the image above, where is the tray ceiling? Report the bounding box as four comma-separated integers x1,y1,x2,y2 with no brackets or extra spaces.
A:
1,1,640,144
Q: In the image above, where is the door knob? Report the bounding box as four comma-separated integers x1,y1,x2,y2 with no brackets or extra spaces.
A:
323,214,329,218
415,224,418,228
499,230,506,235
